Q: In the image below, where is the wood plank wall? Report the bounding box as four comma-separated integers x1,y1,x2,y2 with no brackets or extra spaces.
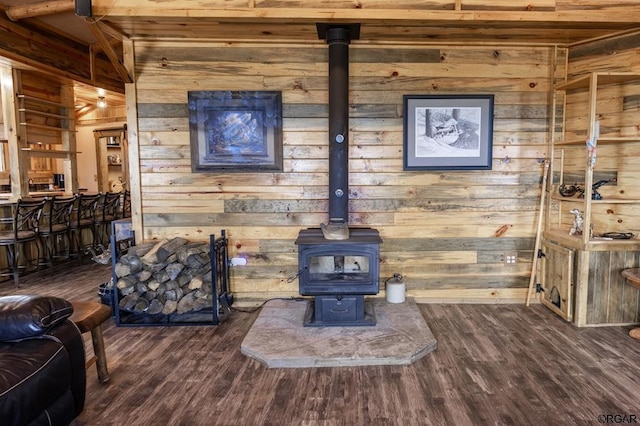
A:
132,40,558,304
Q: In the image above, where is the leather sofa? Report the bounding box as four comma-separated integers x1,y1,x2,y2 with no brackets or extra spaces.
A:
0,295,86,426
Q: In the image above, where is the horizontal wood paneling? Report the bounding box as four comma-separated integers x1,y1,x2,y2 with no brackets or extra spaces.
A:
132,40,553,302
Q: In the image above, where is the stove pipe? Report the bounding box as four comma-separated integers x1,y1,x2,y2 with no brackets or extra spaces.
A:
318,24,360,226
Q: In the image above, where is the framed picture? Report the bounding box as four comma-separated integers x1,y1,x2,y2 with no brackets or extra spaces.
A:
188,91,283,172
403,95,494,170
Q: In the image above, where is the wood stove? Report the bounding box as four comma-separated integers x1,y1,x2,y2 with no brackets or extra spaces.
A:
296,227,381,326
295,23,382,327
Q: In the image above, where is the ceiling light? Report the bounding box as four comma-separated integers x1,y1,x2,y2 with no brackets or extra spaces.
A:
97,96,107,108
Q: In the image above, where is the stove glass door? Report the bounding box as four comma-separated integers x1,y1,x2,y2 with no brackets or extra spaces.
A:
308,254,370,282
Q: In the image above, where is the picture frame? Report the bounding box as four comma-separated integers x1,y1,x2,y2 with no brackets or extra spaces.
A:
403,94,494,170
188,91,283,172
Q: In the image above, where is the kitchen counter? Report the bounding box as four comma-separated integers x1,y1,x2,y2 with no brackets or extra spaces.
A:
27,191,67,196
0,190,69,204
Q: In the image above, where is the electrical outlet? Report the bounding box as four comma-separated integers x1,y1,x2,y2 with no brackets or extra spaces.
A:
230,257,247,266
504,252,518,265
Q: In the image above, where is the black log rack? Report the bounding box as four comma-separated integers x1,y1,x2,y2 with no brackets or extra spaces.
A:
110,222,233,326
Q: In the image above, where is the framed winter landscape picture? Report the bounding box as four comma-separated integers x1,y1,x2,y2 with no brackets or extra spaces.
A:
403,95,494,170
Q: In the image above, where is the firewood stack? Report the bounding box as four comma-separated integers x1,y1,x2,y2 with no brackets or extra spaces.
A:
114,237,214,316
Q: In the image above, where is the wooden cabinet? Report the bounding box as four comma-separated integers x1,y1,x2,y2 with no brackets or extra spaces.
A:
95,126,128,193
540,240,575,322
540,239,640,326
541,72,640,326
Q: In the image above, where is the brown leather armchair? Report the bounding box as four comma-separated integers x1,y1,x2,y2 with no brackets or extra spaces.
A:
0,295,86,425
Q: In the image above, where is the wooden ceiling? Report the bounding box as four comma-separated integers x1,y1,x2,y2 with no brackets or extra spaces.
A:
72,82,126,116
0,0,126,114
3,0,640,113
101,18,640,46
93,1,640,46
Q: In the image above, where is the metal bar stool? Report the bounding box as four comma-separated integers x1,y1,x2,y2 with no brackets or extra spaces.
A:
122,189,131,218
69,301,112,383
69,193,101,263
95,192,121,249
0,198,46,287
37,195,77,268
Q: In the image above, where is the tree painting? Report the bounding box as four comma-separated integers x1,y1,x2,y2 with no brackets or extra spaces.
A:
416,106,481,157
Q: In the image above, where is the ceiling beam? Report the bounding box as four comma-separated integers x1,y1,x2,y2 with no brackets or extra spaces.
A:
5,0,74,21
85,18,132,84
91,3,640,26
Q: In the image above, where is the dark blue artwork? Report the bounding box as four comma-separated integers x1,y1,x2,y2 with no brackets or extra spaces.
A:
204,109,266,159
188,91,283,172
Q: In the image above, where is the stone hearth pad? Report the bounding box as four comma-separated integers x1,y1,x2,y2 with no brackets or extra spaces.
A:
241,297,437,368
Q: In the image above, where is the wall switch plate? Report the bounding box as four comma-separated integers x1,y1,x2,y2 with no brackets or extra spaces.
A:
504,252,518,265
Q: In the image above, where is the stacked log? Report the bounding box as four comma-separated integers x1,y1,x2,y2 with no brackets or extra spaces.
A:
114,238,214,316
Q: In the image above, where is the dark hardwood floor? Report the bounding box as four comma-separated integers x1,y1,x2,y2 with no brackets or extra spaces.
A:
1,262,639,425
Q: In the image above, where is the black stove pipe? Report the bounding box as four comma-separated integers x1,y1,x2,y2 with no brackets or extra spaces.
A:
320,25,358,225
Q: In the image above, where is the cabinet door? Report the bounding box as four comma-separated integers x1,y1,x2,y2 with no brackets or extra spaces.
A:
540,240,574,321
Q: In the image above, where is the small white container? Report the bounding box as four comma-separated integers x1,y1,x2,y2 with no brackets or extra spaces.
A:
386,274,406,304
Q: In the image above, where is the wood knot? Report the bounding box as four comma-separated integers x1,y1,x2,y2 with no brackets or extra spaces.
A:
494,225,511,237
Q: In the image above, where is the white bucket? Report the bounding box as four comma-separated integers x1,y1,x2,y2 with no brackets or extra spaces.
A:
386,274,406,304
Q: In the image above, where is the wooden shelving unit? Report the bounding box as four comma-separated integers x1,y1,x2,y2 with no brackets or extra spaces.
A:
541,71,640,326
95,127,128,193
0,67,79,198
20,148,80,158
15,79,78,192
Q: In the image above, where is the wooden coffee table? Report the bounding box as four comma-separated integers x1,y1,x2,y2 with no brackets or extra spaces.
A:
69,301,112,383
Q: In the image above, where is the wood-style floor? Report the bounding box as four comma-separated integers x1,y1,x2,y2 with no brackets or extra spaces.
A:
1,262,639,426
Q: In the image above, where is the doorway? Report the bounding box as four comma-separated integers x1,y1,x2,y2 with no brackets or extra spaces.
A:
94,126,128,193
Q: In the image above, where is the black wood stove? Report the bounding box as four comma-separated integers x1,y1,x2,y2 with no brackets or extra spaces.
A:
295,23,382,327
297,227,381,326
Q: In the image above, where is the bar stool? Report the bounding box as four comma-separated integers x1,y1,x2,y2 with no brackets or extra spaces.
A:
0,198,46,287
122,189,131,218
69,300,112,383
95,192,121,248
69,193,101,263
621,268,640,339
37,195,77,267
